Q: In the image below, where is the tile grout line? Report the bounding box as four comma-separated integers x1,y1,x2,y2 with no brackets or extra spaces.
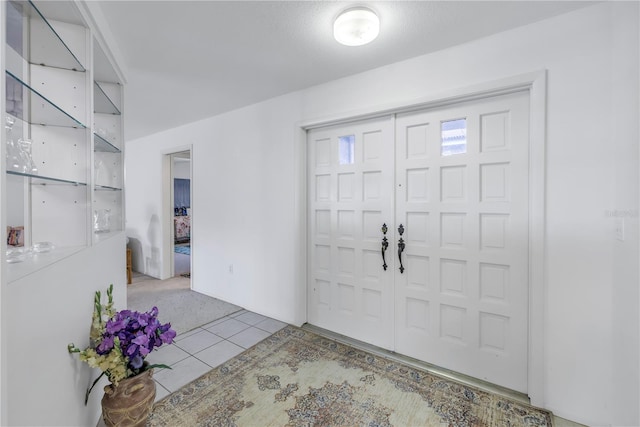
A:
166,325,262,367
153,332,255,393
162,315,287,362
152,313,287,397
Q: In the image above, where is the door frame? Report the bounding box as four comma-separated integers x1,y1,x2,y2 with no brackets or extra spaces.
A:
297,70,547,406
161,146,193,282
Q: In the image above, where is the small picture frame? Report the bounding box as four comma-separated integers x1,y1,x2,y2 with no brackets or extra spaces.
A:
6,226,24,247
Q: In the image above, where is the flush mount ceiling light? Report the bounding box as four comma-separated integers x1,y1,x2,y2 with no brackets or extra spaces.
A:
333,7,380,46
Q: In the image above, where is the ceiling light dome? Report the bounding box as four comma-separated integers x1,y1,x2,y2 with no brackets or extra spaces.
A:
333,7,380,46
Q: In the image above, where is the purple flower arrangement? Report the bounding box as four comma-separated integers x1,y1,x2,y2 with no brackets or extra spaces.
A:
99,307,176,372
68,284,176,403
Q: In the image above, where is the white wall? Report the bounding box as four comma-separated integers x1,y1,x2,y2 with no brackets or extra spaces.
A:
126,93,304,318
610,3,640,422
5,172,24,227
5,236,126,426
125,3,639,426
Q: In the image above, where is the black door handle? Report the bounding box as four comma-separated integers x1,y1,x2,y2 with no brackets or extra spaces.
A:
398,224,405,274
381,223,389,270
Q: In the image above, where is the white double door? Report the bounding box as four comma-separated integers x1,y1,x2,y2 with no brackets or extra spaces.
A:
307,91,530,393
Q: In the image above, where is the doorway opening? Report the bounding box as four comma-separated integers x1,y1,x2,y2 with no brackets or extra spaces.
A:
307,90,532,395
171,151,192,278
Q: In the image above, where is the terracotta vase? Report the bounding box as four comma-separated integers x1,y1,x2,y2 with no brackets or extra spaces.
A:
101,369,156,427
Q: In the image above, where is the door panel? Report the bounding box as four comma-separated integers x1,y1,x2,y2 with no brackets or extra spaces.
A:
307,116,395,349
394,91,529,393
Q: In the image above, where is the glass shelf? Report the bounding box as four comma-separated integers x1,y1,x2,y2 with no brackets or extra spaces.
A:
6,71,87,128
7,0,86,72
95,185,122,191
94,133,121,153
94,82,121,115
7,170,87,186
93,229,122,245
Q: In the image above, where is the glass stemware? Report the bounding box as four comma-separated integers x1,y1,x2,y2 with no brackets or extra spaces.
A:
6,116,22,172
17,137,38,174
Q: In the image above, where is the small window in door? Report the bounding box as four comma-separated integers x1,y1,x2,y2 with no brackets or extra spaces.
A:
441,119,467,156
339,135,355,164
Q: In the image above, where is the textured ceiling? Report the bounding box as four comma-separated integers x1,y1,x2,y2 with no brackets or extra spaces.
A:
96,1,594,141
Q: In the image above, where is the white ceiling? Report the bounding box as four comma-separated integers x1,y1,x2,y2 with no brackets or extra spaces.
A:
96,1,594,141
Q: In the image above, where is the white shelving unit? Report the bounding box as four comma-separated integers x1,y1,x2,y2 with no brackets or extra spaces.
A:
93,45,124,244
1,2,127,425
2,0,124,282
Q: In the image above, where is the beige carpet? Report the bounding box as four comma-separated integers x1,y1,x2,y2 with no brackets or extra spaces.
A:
149,326,553,426
127,274,242,335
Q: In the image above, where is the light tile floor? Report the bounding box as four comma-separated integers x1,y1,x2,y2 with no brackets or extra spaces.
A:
147,309,287,402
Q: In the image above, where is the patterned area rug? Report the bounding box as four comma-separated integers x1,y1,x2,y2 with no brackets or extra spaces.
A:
149,326,552,426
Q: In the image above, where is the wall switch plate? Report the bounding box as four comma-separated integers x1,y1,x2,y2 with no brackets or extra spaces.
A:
615,218,625,241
